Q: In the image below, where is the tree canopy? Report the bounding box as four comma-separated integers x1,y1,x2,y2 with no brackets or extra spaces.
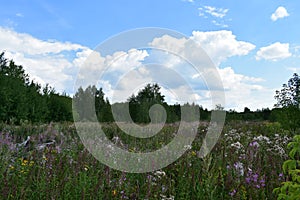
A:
274,73,300,133
0,52,72,124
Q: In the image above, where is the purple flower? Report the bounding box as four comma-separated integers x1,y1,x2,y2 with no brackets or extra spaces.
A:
249,141,259,148
229,189,237,196
252,174,258,182
245,177,251,184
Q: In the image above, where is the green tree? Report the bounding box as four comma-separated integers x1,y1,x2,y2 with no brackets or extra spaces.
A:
128,83,166,123
73,85,113,122
0,52,73,123
274,73,300,133
0,53,29,123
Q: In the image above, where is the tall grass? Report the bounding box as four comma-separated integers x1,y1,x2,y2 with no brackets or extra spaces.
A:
0,122,290,199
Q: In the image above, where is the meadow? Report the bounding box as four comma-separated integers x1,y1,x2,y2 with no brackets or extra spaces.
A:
0,121,292,199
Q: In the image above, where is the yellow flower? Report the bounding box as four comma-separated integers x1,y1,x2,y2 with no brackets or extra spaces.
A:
112,189,117,196
84,164,89,171
43,155,48,161
191,151,197,156
9,165,15,170
21,159,28,166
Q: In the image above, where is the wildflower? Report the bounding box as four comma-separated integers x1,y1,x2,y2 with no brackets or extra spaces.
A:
229,189,237,196
254,135,270,144
154,170,166,179
249,141,259,148
191,151,197,156
112,189,117,196
9,165,15,170
252,173,258,182
234,162,244,176
21,159,28,166
231,142,243,150
84,165,89,171
260,179,265,187
245,177,251,184
160,194,175,200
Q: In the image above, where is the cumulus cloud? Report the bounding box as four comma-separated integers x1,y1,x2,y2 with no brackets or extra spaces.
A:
149,31,274,111
151,30,255,66
0,27,84,55
0,27,89,93
190,30,256,66
0,27,149,96
271,6,289,21
0,26,275,111
256,42,291,61
217,67,275,111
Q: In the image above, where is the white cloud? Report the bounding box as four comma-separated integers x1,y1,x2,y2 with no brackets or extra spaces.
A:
105,49,148,73
0,27,89,93
151,30,255,67
256,42,291,61
271,6,289,21
149,32,275,111
191,30,256,66
0,27,149,96
0,27,276,111
211,20,228,28
217,67,275,111
199,6,229,18
0,27,84,55
16,13,24,17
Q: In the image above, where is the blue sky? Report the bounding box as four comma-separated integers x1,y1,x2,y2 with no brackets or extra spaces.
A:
1,0,300,111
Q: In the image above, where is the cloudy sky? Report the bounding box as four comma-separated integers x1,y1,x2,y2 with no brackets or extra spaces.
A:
1,0,300,111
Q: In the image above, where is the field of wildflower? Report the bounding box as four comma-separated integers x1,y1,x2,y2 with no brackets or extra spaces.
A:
0,121,292,199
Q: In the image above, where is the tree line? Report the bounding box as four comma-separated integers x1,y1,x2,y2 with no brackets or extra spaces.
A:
0,52,72,124
1,52,300,133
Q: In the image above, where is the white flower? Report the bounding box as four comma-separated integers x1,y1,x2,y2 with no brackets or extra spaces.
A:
160,194,175,200
154,170,166,178
230,142,243,149
254,135,271,144
234,162,244,176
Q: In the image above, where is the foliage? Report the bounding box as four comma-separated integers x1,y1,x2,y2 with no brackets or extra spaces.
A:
274,135,300,199
0,52,72,124
274,73,300,134
128,83,166,123
275,73,300,108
